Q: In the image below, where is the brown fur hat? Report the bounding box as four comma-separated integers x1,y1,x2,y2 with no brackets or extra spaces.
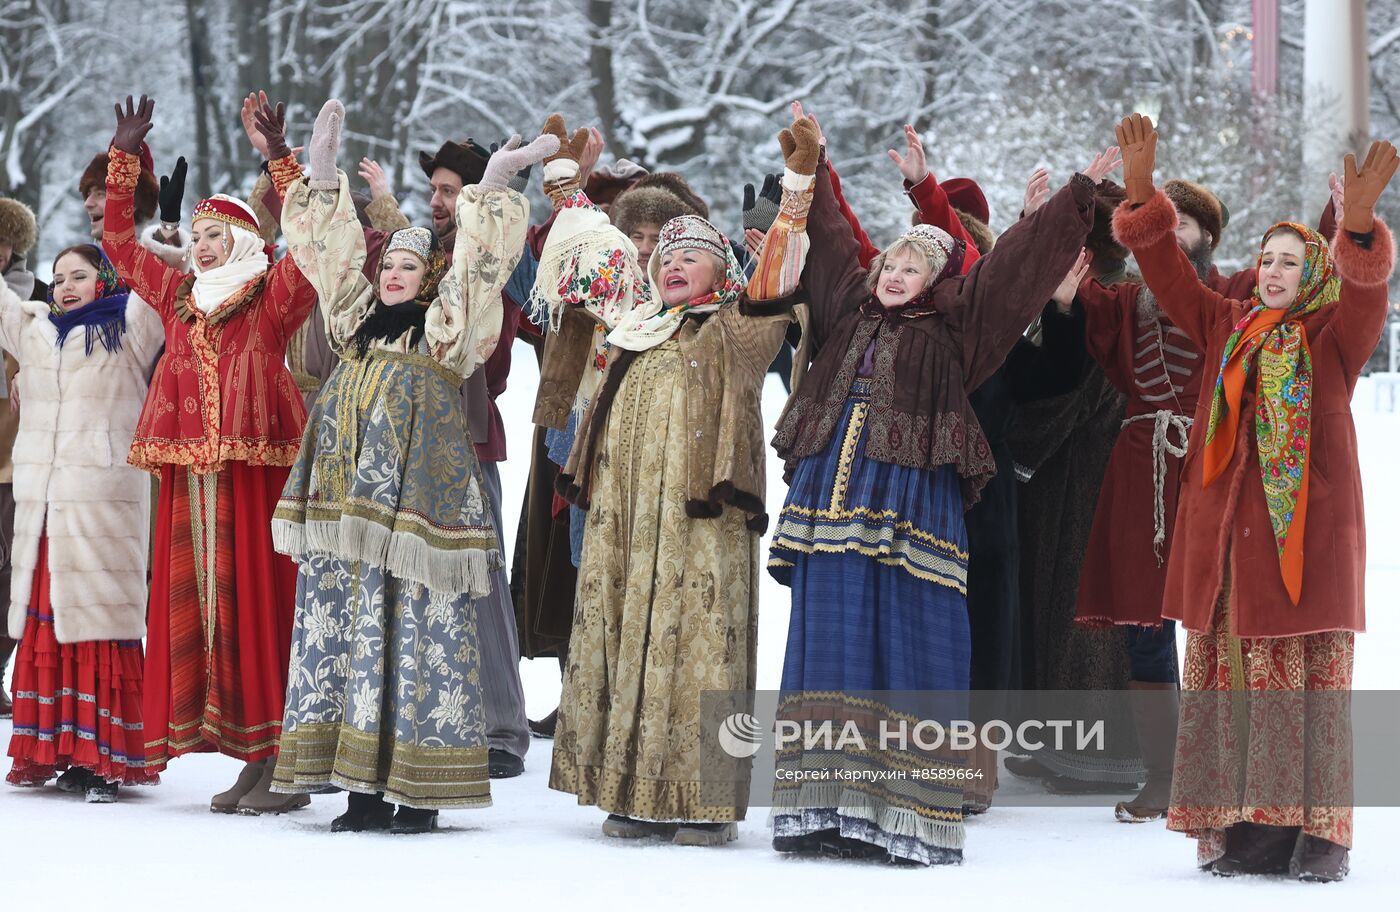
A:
954,209,996,257
79,152,158,225
610,172,708,236
0,197,38,254
1087,179,1129,266
1163,179,1225,250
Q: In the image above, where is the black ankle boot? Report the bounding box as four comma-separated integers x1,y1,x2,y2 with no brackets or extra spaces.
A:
389,805,439,835
331,791,394,833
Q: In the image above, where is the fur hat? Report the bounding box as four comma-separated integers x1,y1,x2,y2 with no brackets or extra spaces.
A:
953,209,996,257
1087,179,1129,266
79,152,158,225
611,172,708,236
0,197,38,254
418,139,490,187
1164,179,1225,250
942,178,989,225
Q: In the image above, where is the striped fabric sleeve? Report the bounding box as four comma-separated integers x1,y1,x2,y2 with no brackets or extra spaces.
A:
745,169,814,301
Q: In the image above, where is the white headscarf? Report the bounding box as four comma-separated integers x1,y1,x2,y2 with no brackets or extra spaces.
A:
190,195,270,315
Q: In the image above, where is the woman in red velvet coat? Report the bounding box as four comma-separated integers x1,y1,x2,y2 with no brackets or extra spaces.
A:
1113,112,1396,883
102,96,317,815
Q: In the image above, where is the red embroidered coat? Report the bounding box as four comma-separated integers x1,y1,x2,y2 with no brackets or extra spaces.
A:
103,148,316,475
1070,266,1256,626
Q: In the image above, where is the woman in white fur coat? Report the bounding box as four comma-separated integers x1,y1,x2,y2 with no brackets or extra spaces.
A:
0,243,164,802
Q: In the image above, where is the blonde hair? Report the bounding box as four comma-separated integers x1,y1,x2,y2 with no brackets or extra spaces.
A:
865,237,936,292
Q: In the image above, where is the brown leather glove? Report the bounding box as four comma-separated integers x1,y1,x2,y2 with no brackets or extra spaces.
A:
1114,113,1158,205
778,117,821,176
541,113,590,166
1342,140,1400,234
112,95,155,155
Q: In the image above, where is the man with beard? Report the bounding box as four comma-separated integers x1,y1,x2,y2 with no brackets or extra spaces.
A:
1047,179,1252,824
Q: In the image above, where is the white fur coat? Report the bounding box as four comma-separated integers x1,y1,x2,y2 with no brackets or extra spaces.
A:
0,283,164,643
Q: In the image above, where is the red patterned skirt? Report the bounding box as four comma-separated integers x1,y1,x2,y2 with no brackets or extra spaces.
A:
1168,560,1354,865
142,462,298,770
6,536,158,786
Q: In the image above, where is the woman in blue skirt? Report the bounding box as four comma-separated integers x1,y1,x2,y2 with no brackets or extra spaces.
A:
768,115,1098,865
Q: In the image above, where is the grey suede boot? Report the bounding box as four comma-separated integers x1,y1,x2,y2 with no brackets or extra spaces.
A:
1115,681,1180,822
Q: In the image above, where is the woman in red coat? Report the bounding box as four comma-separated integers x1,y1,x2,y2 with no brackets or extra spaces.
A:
1113,112,1396,882
101,96,317,815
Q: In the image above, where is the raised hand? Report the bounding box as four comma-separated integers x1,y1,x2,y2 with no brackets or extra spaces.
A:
1082,145,1123,185
240,92,271,158
159,156,187,224
789,101,827,149
778,115,821,177
541,114,590,166
579,127,605,181
1114,113,1158,204
307,99,344,188
112,95,154,154
1341,140,1399,234
887,124,929,185
742,174,782,232
485,141,534,193
481,132,563,192
1052,248,1091,311
1022,167,1050,218
358,158,392,199
253,95,292,161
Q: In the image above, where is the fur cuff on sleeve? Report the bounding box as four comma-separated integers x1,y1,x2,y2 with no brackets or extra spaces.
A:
739,289,800,317
1111,189,1176,251
1332,218,1395,287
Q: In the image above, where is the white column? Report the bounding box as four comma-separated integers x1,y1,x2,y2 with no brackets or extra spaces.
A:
1303,0,1370,217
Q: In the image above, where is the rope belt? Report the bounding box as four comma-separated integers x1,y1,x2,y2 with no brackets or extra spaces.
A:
1121,409,1193,565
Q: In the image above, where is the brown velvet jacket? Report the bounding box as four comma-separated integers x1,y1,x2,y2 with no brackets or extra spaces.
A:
772,162,1096,507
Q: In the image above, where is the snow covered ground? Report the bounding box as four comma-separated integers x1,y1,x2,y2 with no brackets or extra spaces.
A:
3,343,1398,908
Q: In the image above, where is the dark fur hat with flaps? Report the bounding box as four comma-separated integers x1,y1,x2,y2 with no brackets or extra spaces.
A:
1163,179,1226,250
1086,179,1130,266
610,172,709,237
0,197,38,254
79,152,158,226
419,140,490,187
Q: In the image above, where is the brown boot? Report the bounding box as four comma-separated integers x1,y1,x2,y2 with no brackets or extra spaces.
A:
235,758,310,815
0,635,16,719
210,760,267,813
1115,681,1179,823
1212,822,1300,876
1290,834,1350,882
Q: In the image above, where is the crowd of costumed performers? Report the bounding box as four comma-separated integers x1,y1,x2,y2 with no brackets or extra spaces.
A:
0,89,1393,882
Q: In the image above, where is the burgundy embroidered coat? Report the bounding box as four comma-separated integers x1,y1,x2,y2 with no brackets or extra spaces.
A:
103,147,316,475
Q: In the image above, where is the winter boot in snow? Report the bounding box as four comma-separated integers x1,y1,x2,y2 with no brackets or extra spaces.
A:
773,829,834,854
1290,834,1349,882
235,760,310,815
331,791,395,833
1211,822,1299,876
488,748,524,779
85,778,119,803
211,760,267,813
529,708,558,739
673,822,738,846
1115,681,1179,822
0,635,14,718
389,806,438,835
601,814,674,839
55,766,93,794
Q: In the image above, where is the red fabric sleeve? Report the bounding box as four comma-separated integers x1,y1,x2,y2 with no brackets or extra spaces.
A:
905,174,980,274
101,147,186,320
1325,219,1395,378
826,160,882,270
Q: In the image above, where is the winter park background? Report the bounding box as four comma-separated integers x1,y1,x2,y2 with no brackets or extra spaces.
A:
3,0,1400,907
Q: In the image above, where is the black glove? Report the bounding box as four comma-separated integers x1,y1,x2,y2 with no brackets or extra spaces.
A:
159,156,187,225
742,173,782,232
489,140,533,193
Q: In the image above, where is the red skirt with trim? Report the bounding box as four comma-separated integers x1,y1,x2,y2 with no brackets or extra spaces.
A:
6,536,159,786
142,462,297,770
